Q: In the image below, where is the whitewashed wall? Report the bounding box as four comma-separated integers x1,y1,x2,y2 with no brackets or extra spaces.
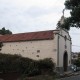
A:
58,29,71,67
1,34,58,65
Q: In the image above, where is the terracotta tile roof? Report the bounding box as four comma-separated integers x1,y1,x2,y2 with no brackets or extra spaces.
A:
0,30,54,42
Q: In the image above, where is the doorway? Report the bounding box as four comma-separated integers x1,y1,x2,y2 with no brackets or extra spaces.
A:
63,51,68,71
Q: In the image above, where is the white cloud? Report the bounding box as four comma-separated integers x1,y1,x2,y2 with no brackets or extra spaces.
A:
69,28,80,52
0,0,65,32
0,0,80,52
0,0,65,9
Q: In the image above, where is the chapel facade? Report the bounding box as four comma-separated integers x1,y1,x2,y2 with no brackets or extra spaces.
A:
0,27,72,72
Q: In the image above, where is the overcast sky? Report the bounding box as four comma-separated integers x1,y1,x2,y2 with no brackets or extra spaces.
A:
0,0,80,52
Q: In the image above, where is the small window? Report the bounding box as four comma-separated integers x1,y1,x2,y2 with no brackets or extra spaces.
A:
65,45,67,49
36,55,39,57
37,50,40,53
22,50,24,52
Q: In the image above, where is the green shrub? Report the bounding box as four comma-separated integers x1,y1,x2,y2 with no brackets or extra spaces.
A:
0,53,55,76
74,59,80,67
37,58,55,74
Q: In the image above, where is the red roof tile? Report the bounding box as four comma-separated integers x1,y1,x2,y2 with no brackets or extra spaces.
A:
0,30,54,42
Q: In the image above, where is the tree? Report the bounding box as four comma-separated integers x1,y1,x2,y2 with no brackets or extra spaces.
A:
57,0,80,30
0,27,12,35
0,42,3,51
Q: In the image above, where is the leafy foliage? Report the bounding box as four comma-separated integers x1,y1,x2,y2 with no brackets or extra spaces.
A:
0,27,12,35
0,42,3,48
74,59,80,67
58,0,80,30
57,17,71,30
0,42,3,51
0,53,55,76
